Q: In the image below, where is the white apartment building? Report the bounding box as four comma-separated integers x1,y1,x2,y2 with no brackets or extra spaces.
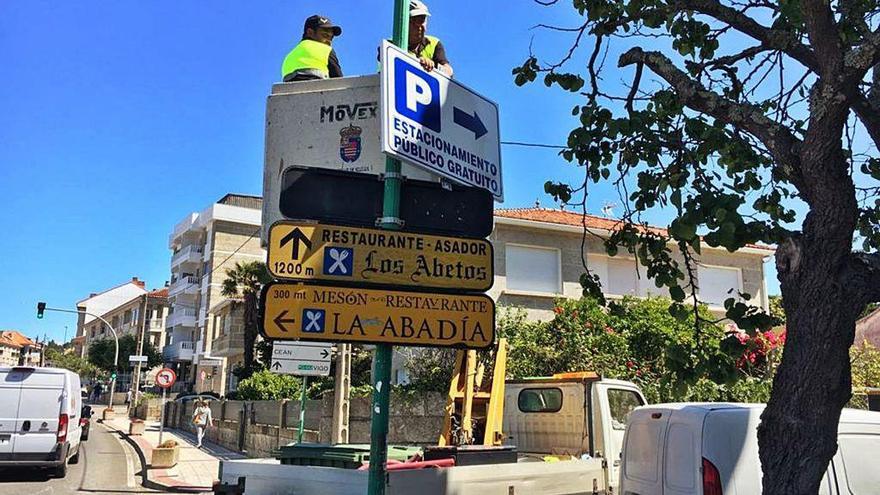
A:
74,277,151,357
165,194,263,394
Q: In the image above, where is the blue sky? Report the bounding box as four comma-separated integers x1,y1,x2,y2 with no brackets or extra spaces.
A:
0,1,777,343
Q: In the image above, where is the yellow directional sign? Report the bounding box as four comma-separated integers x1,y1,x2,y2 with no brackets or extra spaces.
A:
267,221,494,291
260,282,495,349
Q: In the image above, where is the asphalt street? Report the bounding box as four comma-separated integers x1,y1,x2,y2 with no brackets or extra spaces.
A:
0,409,156,495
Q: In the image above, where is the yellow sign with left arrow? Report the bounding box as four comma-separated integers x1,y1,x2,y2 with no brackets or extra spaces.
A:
260,282,495,349
267,221,494,291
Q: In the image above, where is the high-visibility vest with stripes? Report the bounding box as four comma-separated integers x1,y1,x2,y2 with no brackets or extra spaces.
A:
411,36,440,60
281,39,332,79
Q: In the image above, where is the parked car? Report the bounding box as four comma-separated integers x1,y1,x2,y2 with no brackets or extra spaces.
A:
620,403,880,494
0,367,84,478
79,405,93,441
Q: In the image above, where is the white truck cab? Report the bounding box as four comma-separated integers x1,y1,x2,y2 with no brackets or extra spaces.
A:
504,373,646,490
620,403,880,495
0,367,83,477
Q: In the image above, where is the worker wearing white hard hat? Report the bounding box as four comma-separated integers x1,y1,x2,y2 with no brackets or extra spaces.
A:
408,0,453,77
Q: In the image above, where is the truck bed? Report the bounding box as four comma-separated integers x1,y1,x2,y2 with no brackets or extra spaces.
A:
218,457,606,495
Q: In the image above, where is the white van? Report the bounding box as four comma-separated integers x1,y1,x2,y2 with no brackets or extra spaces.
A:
620,403,880,495
0,367,83,477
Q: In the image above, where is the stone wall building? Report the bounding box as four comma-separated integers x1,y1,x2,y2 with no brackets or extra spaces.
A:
488,207,772,321
391,207,774,383
165,194,263,395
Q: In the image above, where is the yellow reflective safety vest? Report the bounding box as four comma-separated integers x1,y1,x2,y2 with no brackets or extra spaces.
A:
281,39,332,80
411,35,440,60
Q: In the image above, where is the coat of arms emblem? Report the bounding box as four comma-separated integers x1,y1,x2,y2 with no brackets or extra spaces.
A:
339,124,362,163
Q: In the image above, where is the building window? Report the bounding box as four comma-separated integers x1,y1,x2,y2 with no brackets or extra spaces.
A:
588,255,663,298
505,244,561,294
111,315,119,328
123,310,132,324
697,265,742,307
606,257,639,296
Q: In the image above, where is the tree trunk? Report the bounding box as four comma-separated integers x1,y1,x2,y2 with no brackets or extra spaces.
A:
758,153,860,493
242,292,257,379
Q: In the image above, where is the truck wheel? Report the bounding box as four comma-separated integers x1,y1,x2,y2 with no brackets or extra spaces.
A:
54,462,67,478
69,448,80,465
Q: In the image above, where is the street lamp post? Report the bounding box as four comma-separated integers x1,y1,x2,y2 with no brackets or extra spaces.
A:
37,304,119,409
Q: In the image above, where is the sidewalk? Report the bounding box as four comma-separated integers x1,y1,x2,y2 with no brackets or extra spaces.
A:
102,412,245,492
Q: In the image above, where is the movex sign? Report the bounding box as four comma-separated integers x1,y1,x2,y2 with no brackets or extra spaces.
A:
267,221,494,292
260,282,495,349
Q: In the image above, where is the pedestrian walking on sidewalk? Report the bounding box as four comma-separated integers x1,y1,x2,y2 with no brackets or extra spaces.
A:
191,400,213,448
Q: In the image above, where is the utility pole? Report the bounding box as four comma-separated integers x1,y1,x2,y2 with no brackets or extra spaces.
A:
37,303,119,409
131,293,151,407
368,2,408,493
331,343,351,443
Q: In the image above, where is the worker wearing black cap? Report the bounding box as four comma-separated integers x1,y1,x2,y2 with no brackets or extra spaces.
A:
281,15,344,82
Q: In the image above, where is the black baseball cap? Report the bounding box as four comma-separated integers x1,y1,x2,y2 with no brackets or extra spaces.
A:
304,15,342,36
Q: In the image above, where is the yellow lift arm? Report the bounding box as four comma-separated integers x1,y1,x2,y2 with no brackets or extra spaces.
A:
438,338,507,446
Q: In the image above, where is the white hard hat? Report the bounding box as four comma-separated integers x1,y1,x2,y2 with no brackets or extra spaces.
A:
410,0,431,17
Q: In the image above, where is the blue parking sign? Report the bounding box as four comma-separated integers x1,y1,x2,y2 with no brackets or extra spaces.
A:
380,41,503,201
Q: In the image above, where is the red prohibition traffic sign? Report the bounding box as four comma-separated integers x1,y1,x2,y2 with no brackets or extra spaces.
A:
156,368,177,389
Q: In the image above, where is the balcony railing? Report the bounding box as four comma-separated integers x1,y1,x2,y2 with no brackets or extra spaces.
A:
163,341,195,362
171,245,204,267
168,275,200,297
147,319,164,330
211,330,245,357
166,308,197,328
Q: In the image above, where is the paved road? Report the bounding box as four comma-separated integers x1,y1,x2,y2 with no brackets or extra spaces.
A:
0,410,156,495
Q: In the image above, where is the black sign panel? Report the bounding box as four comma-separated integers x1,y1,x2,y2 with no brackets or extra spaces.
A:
279,167,493,239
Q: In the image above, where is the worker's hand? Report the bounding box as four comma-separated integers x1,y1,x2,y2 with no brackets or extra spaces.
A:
419,56,436,72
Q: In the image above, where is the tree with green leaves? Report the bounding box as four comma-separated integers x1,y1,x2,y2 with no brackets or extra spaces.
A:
514,0,880,491
47,348,101,380
87,334,162,371
221,261,272,380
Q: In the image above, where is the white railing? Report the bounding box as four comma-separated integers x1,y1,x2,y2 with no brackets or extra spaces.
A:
171,245,204,266
166,308,198,328
168,275,200,296
163,341,195,361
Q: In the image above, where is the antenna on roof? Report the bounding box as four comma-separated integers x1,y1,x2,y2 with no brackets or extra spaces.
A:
601,202,618,217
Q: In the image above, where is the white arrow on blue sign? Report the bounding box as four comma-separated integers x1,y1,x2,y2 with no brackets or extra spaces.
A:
380,41,503,201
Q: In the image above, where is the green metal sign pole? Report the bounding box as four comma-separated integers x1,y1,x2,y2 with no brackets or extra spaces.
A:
297,375,308,444
368,1,409,493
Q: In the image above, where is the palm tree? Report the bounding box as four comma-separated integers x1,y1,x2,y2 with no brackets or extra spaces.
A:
221,261,272,379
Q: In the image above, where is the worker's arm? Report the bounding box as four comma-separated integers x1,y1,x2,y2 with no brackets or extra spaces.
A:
328,49,344,78
433,41,453,78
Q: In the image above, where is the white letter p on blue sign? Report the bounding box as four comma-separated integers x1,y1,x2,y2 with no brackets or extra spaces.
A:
405,71,433,113
394,58,441,133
